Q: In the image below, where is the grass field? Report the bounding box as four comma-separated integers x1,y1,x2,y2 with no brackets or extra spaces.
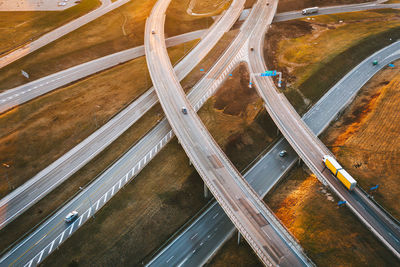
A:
0,39,198,200
264,167,399,266
0,28,241,255
0,0,101,55
206,235,263,267
265,9,400,113
0,0,219,91
41,62,278,266
321,61,400,220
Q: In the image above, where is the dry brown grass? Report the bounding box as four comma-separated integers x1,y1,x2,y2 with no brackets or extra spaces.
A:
0,0,220,91
264,167,399,266
0,40,198,199
322,61,400,220
265,9,400,113
206,235,263,267
41,60,278,266
0,0,101,55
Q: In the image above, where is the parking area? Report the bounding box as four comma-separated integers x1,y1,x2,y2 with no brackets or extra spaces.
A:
0,0,78,11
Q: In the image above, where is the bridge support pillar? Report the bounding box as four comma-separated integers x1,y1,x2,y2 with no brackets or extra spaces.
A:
237,231,241,245
204,183,210,199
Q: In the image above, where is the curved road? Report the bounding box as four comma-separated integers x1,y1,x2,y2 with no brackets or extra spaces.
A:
249,6,400,259
145,0,311,265
0,0,130,69
0,30,206,114
148,39,400,267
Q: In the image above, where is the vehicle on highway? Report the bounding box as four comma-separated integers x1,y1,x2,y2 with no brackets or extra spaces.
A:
373,60,378,65
302,7,319,15
65,211,78,223
181,107,188,114
279,150,287,157
323,155,357,190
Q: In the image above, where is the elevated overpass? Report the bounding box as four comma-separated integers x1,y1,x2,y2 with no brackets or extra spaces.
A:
145,0,312,265
248,6,400,259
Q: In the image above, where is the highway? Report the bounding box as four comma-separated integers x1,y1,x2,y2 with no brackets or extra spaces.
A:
0,0,239,229
0,0,289,265
145,0,313,265
0,0,131,69
274,2,400,22
4,0,400,115
148,40,400,266
2,0,398,262
249,5,400,259
0,30,206,114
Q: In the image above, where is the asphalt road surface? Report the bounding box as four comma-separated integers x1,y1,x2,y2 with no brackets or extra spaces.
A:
274,2,400,22
145,0,312,265
148,40,400,267
249,8,400,259
0,0,130,69
0,0,298,266
3,1,398,262
5,0,400,114
0,30,206,114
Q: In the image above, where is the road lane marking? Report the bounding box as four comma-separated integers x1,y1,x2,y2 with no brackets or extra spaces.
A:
48,240,55,254
166,255,174,263
190,233,198,240
36,250,44,264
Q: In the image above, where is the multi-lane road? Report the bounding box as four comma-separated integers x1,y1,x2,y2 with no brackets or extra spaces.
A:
274,1,400,21
4,0,400,115
145,0,313,265
249,6,400,259
148,38,400,267
0,0,131,69
2,0,397,231
1,0,400,265
0,30,205,114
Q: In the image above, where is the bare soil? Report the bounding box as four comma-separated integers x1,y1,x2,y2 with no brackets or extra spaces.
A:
264,167,399,266
321,60,400,220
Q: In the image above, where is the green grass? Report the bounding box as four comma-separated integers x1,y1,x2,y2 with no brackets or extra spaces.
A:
0,0,101,55
299,26,400,105
267,9,400,113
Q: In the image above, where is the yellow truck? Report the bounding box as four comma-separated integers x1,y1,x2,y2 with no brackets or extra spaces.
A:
323,155,357,191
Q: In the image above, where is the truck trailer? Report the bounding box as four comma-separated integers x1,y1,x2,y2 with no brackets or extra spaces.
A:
323,155,357,191
302,7,319,15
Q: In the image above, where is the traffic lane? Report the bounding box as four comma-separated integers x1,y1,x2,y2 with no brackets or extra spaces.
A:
0,87,159,229
274,3,400,22
146,4,301,265
0,0,131,69
151,38,400,266
1,119,174,266
0,29,206,114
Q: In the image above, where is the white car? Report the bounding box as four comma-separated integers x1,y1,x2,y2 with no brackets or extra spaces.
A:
65,211,78,223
